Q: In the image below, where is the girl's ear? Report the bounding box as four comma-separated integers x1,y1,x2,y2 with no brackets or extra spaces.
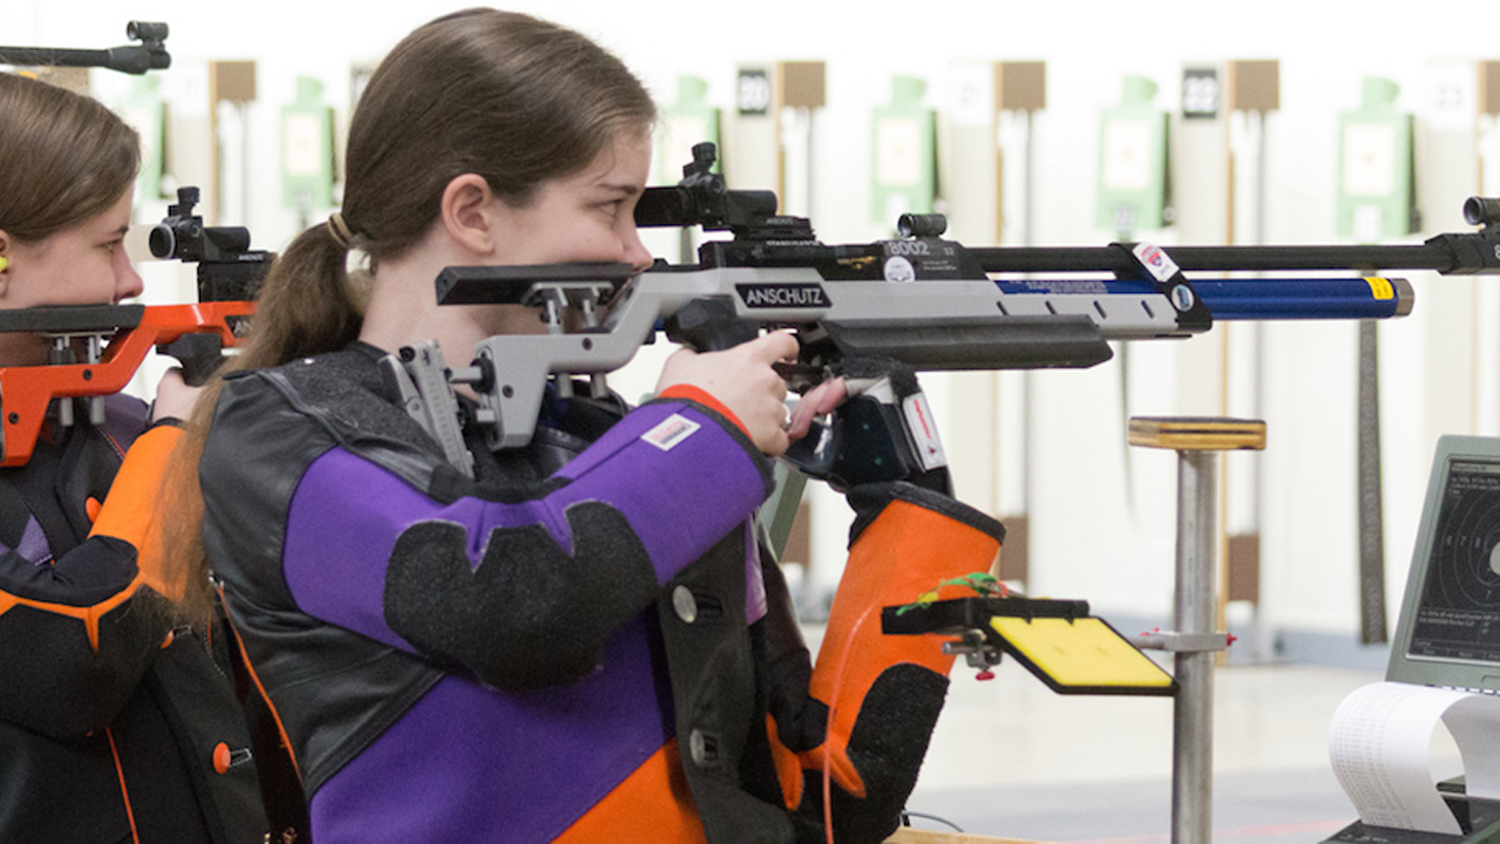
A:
439,174,499,257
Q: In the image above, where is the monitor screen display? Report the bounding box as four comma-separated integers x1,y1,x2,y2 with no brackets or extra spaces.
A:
1390,436,1500,690
1407,459,1500,664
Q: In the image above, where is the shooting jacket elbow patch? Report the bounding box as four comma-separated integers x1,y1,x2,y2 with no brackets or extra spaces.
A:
797,665,948,843
0,589,169,738
843,665,948,792
383,501,659,690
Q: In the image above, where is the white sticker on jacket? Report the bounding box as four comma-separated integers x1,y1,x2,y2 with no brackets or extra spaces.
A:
642,413,701,451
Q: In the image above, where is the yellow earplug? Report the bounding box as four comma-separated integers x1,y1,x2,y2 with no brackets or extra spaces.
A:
0,257,8,272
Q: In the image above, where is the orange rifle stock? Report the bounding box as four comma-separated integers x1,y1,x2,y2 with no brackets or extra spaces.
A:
0,300,254,467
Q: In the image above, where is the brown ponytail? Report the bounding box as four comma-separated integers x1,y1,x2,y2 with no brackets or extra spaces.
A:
161,221,368,620
235,224,364,370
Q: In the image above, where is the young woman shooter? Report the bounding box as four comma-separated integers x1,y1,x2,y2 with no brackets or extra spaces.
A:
0,71,267,843
178,9,1005,843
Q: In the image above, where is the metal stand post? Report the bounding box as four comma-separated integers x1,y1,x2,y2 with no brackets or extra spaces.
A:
1173,448,1217,844
1129,416,1267,844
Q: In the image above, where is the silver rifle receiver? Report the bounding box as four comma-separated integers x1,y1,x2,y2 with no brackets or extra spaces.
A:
437,260,1189,451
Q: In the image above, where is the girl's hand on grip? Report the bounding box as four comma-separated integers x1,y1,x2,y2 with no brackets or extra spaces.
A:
657,330,798,457
150,367,203,424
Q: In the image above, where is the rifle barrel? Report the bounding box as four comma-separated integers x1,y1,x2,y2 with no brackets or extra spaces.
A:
0,47,103,66
0,43,168,75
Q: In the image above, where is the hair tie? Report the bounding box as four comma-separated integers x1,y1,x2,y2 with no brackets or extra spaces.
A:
326,212,354,250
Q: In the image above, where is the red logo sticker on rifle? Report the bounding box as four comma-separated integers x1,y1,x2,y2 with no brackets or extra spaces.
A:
1132,243,1181,283
643,413,701,452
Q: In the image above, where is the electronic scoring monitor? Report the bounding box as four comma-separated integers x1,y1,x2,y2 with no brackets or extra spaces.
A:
1388,435,1500,692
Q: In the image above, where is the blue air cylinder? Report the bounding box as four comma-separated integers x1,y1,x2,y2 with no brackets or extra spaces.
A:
993,276,1413,321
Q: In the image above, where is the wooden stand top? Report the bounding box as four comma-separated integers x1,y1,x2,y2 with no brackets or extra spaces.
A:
1127,416,1267,452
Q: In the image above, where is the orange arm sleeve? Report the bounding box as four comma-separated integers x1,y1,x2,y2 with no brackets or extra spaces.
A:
88,423,185,599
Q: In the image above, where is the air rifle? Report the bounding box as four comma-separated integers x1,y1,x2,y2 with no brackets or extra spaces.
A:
0,187,266,467
0,22,170,76
399,141,1500,473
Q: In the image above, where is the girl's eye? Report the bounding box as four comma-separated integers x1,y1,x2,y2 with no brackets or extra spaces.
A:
102,241,122,256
